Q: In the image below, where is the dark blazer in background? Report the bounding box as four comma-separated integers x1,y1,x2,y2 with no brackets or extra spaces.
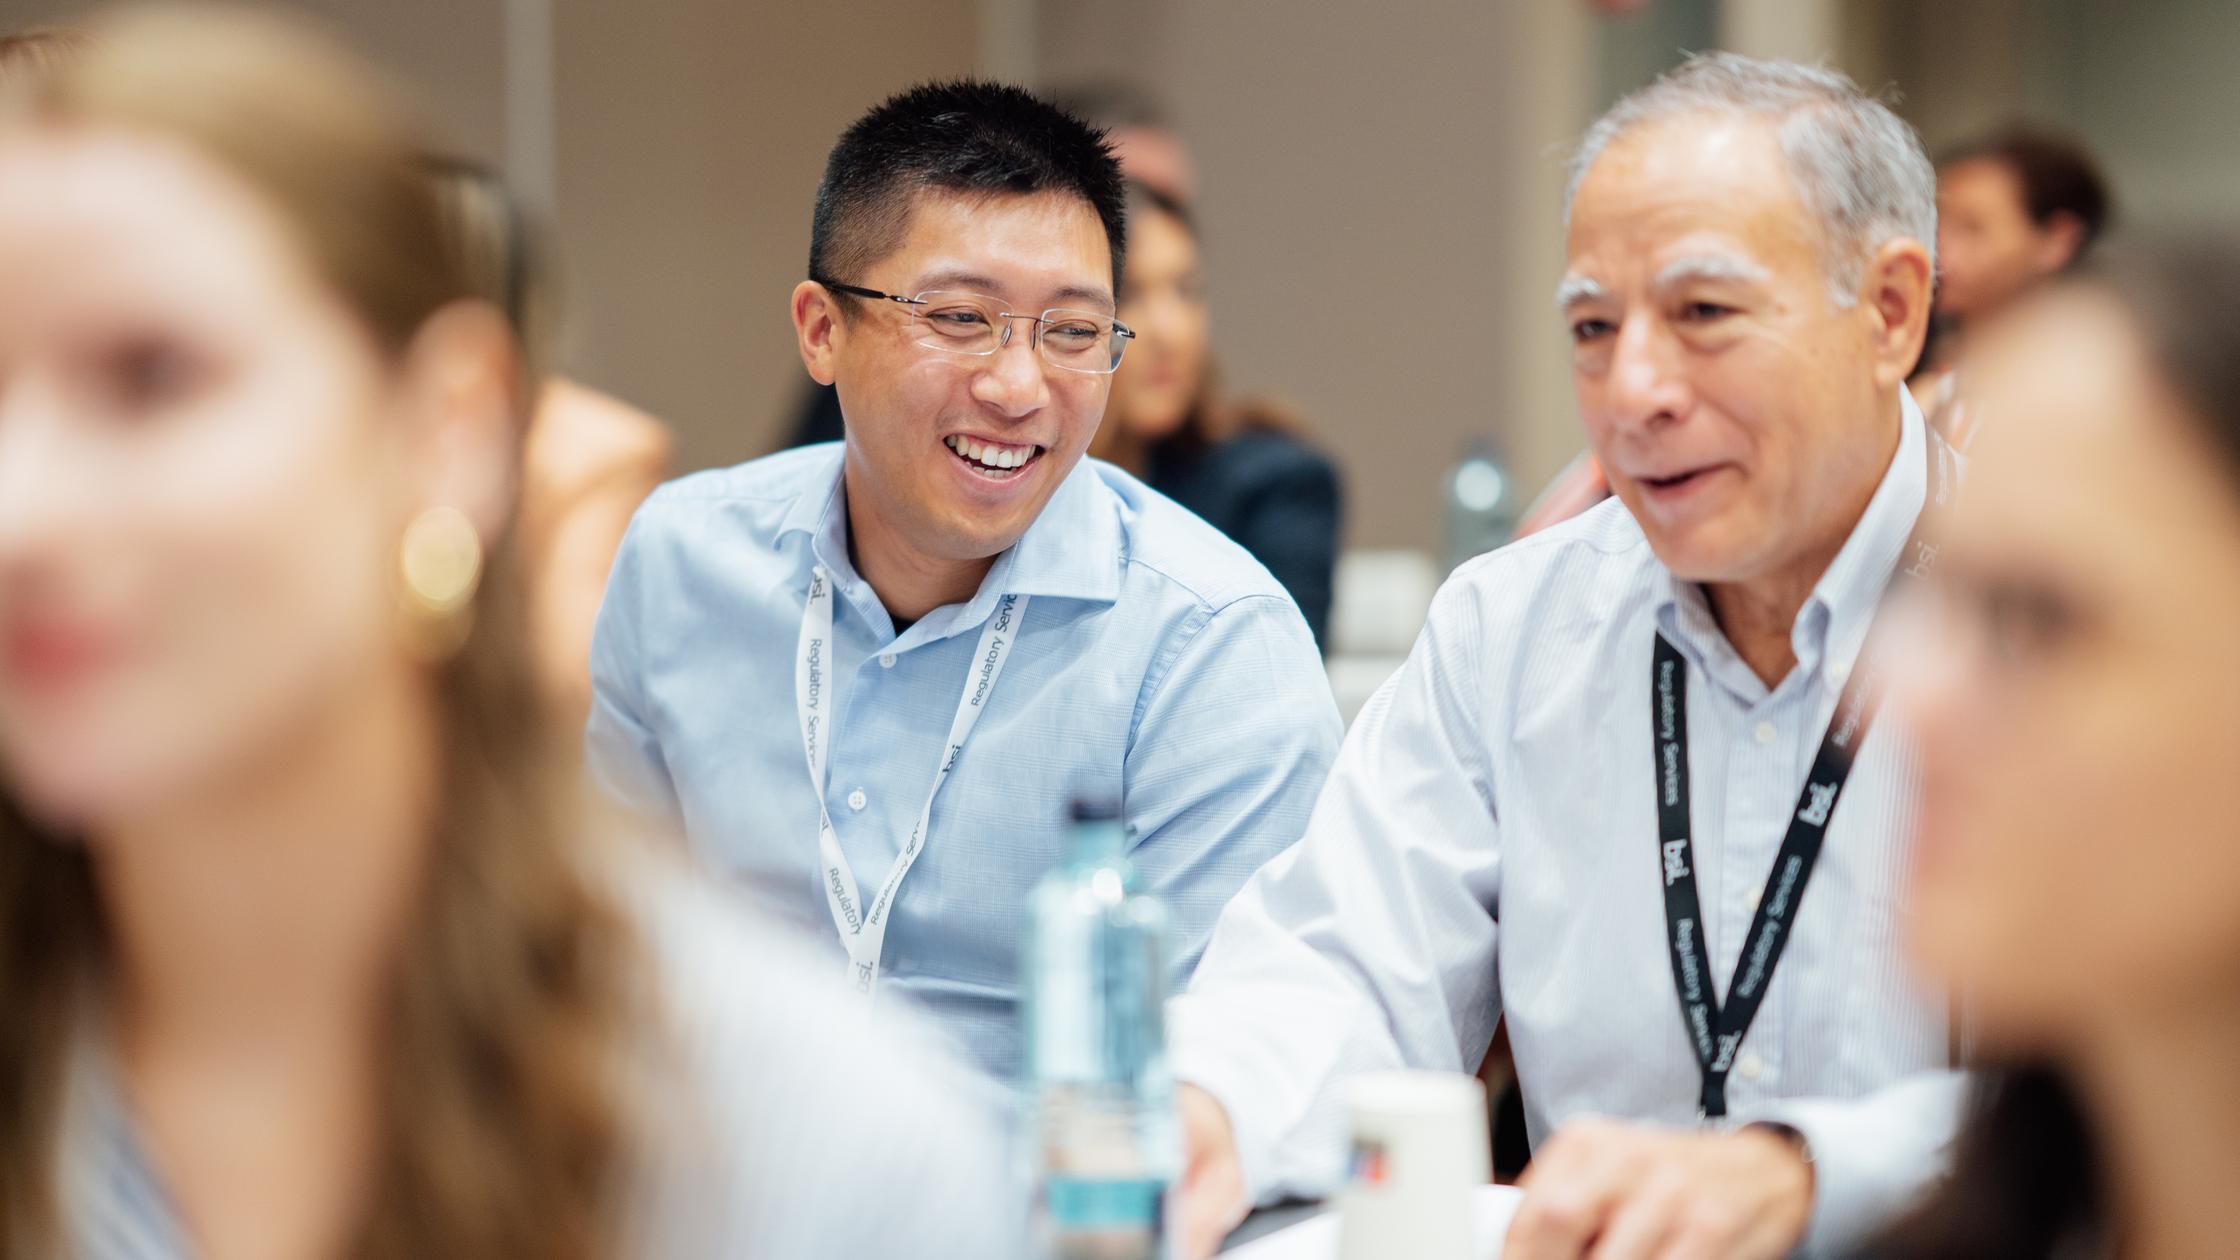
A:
1150,428,1341,652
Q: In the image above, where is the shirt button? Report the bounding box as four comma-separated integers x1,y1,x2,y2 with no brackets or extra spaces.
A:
1737,1053,1764,1081
1753,720,1776,746
1745,884,1763,912
846,788,868,812
879,653,897,668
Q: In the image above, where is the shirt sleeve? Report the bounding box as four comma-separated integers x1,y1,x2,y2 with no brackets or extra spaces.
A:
1121,592,1344,987
584,507,685,834
1745,1069,1969,1256
1165,576,1506,1205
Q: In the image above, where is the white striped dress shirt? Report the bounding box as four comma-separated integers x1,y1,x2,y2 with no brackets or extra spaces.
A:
1168,393,1963,1257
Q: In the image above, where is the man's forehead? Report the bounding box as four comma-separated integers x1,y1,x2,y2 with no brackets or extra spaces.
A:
1564,119,1821,292
1585,109,1792,196
1569,113,1811,244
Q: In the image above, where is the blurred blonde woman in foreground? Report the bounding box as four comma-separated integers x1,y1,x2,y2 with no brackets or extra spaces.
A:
0,7,1016,1259
1870,232,2240,1260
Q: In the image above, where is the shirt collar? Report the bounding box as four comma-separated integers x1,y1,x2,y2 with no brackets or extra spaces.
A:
1658,387,1933,693
991,456,1126,604
775,445,847,548
773,447,1124,644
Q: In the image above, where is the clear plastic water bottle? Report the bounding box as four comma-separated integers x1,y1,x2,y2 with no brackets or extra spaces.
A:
1443,438,1519,573
1020,800,1177,1260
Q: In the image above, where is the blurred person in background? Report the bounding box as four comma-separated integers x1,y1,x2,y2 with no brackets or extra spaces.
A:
586,80,1340,1082
1050,81,1197,205
1916,127,2112,448
1866,233,2240,1260
1169,53,1961,1260
1093,182,1341,649
0,9,1017,1258
420,154,673,734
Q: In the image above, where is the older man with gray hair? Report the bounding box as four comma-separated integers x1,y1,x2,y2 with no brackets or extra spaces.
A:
1170,52,1960,1260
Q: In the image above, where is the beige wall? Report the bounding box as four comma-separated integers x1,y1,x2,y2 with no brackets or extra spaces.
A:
547,1,980,476
1862,0,2240,229
6,0,507,158
22,1,2238,551
8,0,980,481
15,0,1591,552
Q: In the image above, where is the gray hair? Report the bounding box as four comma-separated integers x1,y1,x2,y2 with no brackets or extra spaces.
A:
1565,51,1936,307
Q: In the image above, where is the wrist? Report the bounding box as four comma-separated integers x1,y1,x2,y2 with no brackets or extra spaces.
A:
1742,1119,1818,1212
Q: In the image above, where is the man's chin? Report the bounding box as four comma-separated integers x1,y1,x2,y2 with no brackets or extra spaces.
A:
927,477,1072,558
1640,527,1763,588
919,514,1034,567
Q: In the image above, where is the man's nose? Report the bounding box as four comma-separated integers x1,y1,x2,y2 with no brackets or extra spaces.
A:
1604,315,1691,432
970,321,1052,419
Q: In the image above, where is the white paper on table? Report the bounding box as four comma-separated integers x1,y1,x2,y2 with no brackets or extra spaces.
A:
1223,1185,1523,1260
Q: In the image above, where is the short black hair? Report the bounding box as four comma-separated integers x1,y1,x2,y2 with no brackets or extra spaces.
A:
808,79,1126,309
1940,126,2114,258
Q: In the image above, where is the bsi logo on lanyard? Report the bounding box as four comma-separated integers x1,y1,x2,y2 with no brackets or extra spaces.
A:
794,565,1029,996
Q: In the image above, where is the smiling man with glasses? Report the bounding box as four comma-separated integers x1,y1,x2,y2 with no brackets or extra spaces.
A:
585,80,1340,1081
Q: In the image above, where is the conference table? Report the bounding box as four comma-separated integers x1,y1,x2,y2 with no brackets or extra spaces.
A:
1218,1201,1327,1252
1216,1186,1523,1257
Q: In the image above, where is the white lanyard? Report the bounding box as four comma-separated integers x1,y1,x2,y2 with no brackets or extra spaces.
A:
794,564,1027,996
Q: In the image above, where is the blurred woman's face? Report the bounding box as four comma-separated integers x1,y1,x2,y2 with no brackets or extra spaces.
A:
1898,289,2240,1047
0,130,423,831
1110,203,1209,443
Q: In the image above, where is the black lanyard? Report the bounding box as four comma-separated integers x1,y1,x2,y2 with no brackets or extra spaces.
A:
1652,429,1953,1120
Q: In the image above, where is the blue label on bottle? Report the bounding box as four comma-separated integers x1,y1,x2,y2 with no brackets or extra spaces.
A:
1045,1175,1167,1231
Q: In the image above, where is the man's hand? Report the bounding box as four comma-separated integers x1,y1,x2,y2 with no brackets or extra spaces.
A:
1502,1119,1814,1260
1175,1084,1250,1260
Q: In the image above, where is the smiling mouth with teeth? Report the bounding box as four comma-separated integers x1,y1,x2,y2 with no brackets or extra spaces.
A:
944,434,1044,479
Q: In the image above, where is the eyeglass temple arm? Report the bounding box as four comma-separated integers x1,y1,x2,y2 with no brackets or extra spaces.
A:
809,278,920,306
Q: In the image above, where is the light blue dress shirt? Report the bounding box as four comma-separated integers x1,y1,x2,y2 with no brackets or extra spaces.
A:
1168,393,1963,1256
587,443,1342,1080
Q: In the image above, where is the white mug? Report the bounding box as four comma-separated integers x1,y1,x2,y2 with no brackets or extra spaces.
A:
1335,1071,1490,1260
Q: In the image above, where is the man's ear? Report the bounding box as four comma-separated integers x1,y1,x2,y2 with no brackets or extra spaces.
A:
2036,211,2089,275
395,300,522,543
793,281,846,386
1860,237,1935,391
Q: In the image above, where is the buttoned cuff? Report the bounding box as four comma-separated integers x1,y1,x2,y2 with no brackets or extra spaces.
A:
1746,1079,1965,1257
1167,995,1285,1207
